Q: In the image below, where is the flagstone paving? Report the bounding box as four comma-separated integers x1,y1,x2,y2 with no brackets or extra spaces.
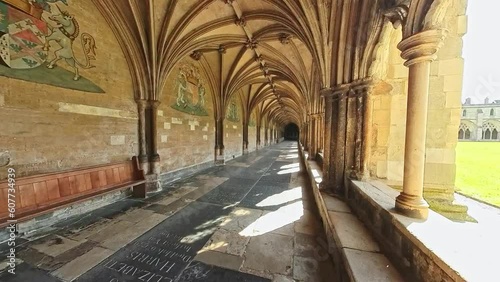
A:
0,142,335,281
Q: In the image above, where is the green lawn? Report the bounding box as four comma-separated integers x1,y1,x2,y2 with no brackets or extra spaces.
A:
455,142,500,207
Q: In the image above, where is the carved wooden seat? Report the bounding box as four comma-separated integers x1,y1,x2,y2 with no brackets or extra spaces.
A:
0,157,146,227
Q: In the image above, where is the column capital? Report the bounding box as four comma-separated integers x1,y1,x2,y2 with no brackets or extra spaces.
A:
397,29,448,67
150,100,161,109
320,84,350,100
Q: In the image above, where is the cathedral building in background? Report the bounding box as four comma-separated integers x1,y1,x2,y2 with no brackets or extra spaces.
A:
460,97,500,141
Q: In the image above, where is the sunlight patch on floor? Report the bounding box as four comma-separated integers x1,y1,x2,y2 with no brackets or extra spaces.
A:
280,163,300,170
239,201,304,237
277,166,301,175
256,187,302,208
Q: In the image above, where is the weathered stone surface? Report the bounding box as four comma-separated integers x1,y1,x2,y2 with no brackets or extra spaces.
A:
177,261,270,282
292,256,320,281
194,250,244,271
344,249,404,282
243,233,294,275
200,228,250,256
30,235,86,258
78,202,231,282
52,247,114,281
323,195,351,213
0,263,59,282
328,212,380,252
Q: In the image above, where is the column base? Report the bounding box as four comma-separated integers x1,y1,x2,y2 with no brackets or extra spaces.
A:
243,148,249,155
395,192,429,219
145,174,161,193
215,154,225,166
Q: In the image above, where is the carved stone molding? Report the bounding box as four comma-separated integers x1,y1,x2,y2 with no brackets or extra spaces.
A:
190,50,203,61
245,39,258,50
383,4,409,29
218,45,227,54
235,17,246,27
279,33,293,45
398,29,448,66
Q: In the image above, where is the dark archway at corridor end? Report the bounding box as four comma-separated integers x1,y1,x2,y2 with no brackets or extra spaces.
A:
284,123,299,141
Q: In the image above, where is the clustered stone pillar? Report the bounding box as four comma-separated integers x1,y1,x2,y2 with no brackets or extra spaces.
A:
256,124,261,150
320,85,349,195
361,84,374,179
149,100,161,175
321,93,333,183
308,114,318,160
215,117,225,165
302,121,309,150
243,121,249,155
395,29,447,219
264,125,269,146
136,99,149,172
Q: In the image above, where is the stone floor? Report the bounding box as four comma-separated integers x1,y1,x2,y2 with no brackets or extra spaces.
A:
0,142,335,282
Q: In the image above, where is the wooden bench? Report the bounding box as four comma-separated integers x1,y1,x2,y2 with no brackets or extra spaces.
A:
0,157,146,226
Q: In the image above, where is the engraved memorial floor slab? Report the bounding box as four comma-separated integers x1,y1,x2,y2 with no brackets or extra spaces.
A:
77,201,231,282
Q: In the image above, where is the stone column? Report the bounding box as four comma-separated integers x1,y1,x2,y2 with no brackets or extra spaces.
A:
256,125,261,149
319,113,324,154
264,126,269,146
361,85,373,179
476,111,484,141
308,115,317,160
319,85,349,193
334,90,348,195
136,99,149,173
321,92,333,176
215,117,225,165
243,121,249,155
303,122,309,150
149,100,161,174
395,29,447,219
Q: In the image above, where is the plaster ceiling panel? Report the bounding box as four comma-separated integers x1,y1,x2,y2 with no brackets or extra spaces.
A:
246,19,282,36
237,0,277,12
195,25,247,41
264,40,302,73
292,39,313,75
174,1,236,40
229,49,259,80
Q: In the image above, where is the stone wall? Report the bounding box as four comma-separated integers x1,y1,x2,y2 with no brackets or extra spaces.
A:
224,121,243,160
369,1,467,199
158,58,216,173
0,1,136,179
248,125,257,152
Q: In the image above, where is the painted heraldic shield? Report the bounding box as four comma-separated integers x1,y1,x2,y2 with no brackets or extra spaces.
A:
0,0,48,69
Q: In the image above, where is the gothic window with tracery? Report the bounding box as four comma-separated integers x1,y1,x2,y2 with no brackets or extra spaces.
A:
458,123,471,140
482,122,498,140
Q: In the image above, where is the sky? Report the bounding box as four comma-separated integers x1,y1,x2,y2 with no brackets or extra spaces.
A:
462,0,500,103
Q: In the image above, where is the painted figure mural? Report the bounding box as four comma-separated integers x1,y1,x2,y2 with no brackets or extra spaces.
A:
0,0,102,92
249,112,256,127
226,98,239,123
171,63,208,116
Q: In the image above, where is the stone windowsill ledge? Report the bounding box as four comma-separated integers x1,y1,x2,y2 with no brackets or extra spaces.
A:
349,179,499,282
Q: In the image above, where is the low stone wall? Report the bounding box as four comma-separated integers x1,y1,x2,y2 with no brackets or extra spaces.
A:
347,180,465,282
299,144,402,282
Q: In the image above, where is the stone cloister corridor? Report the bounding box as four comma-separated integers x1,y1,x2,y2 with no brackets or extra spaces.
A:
0,142,340,281
2,0,497,281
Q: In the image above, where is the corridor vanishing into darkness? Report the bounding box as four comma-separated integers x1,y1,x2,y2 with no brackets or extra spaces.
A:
0,142,334,282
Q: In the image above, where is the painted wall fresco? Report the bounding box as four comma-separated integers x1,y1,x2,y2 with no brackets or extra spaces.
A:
160,58,215,173
0,0,135,180
171,63,208,116
226,97,240,123
249,112,256,127
0,0,102,92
